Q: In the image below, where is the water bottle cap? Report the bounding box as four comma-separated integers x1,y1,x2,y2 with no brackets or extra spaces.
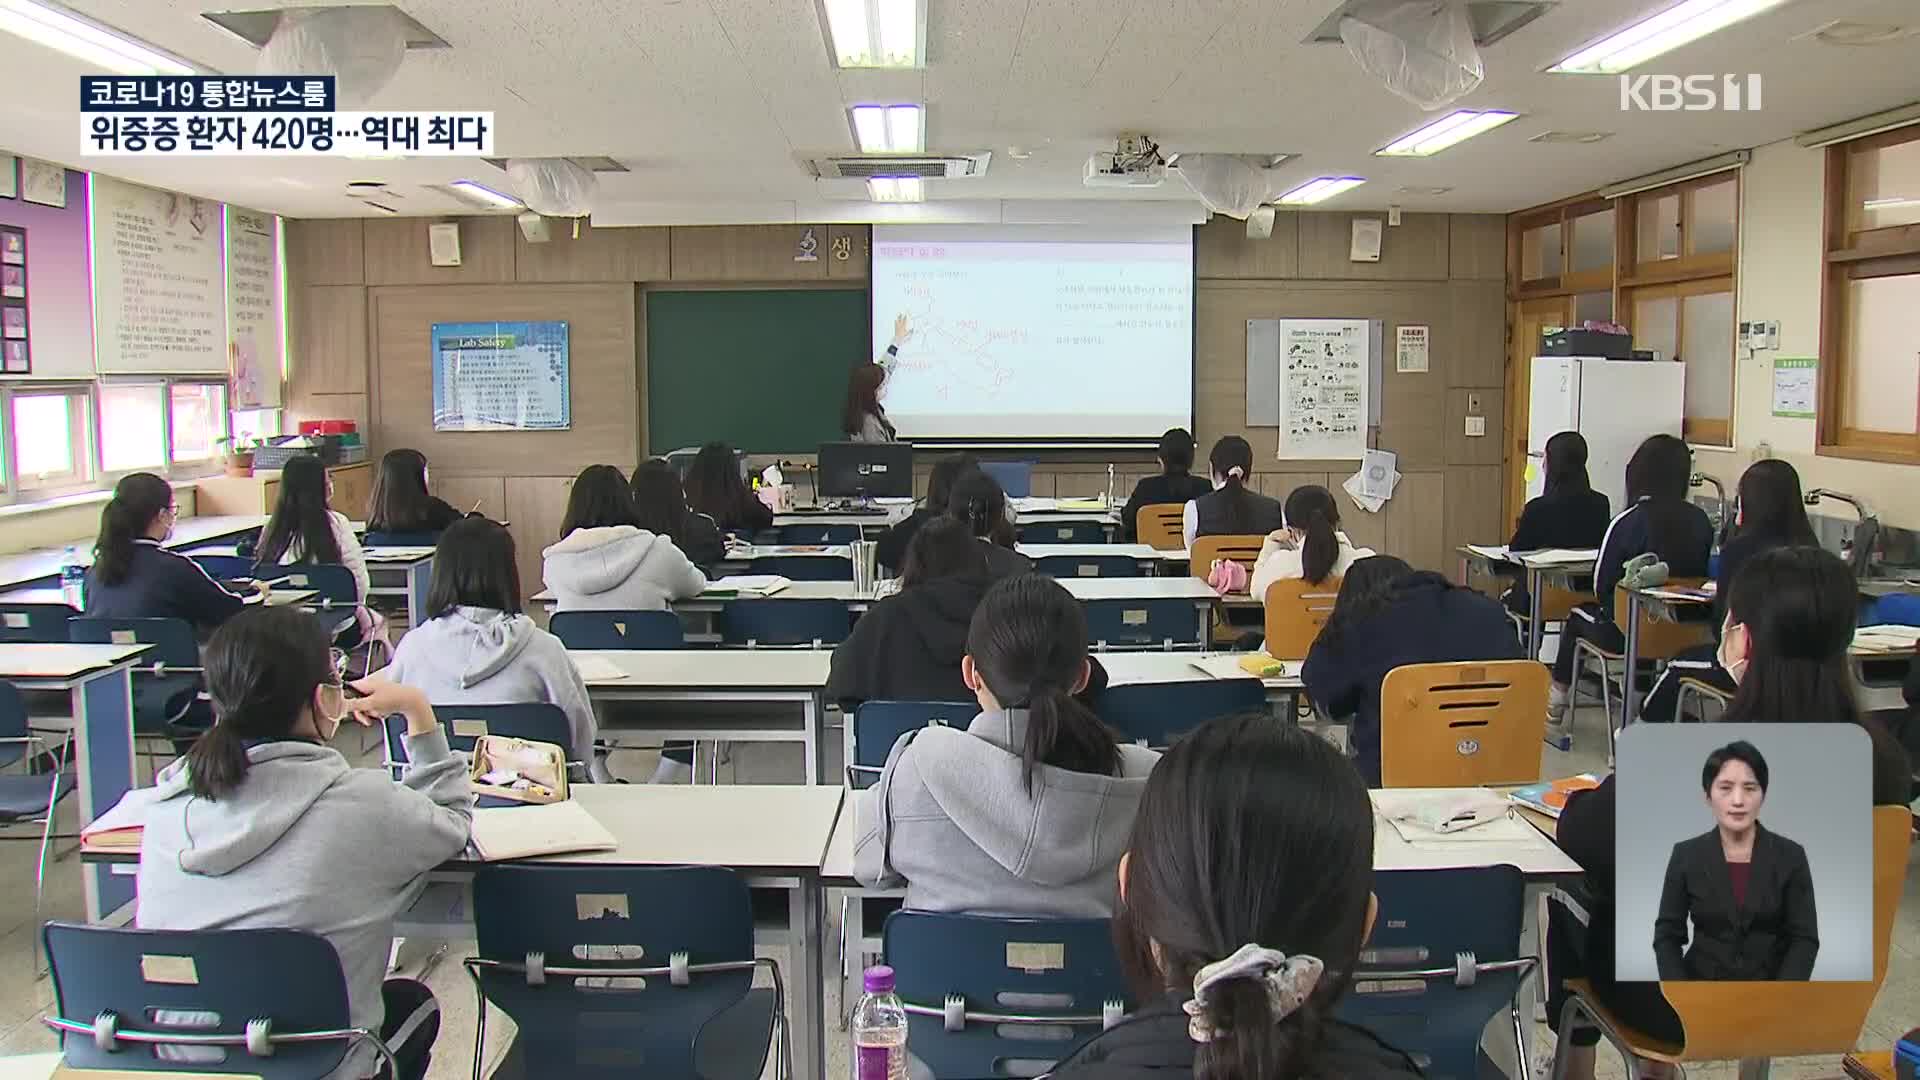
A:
863,965,895,993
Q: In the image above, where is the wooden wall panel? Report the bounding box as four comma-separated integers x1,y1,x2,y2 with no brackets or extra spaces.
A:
1446,387,1505,466
284,219,364,286
1383,470,1448,573
293,286,369,394
514,224,669,283
431,475,506,521
1444,465,1506,579
363,216,517,286
504,476,576,600
286,391,368,432
1448,280,1506,387
1195,215,1300,279
1448,215,1507,281
827,225,870,281
367,283,638,476
1297,212,1449,281
669,225,833,281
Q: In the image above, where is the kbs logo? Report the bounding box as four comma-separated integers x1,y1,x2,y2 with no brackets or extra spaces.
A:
1619,74,1762,111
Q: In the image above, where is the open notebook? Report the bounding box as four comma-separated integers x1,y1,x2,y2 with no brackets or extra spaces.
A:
468,800,618,862
703,575,792,598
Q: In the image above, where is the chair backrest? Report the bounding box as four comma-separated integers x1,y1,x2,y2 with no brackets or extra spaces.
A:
1378,660,1549,788
549,610,686,651
469,863,759,1080
386,702,577,774
363,529,443,548
883,911,1129,1080
773,522,861,544
979,461,1034,499
68,617,198,668
1659,804,1912,1059
1338,865,1527,1080
1261,576,1343,659
1188,534,1264,583
752,554,854,582
0,602,75,643
42,922,364,1079
1017,522,1108,545
1614,581,1713,660
1092,678,1267,747
1537,584,1592,623
1033,555,1140,579
848,700,974,788
274,563,359,607
188,554,265,584
719,598,853,647
1080,598,1200,651
0,681,27,769
1134,504,1187,552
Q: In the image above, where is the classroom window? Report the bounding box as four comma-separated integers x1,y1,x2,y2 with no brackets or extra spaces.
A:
231,407,282,445
1839,275,1920,436
1848,135,1920,231
1637,193,1681,261
1687,179,1738,256
169,382,228,465
1627,279,1734,447
1520,222,1563,283
1820,125,1920,463
1569,208,1616,273
98,382,167,474
1574,290,1613,326
10,387,93,492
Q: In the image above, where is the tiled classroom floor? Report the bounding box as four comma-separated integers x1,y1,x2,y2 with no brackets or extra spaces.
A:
1,692,1913,1079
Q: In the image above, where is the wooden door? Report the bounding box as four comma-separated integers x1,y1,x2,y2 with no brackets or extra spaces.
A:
1504,296,1572,529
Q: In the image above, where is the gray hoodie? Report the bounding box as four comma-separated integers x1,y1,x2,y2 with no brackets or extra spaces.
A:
853,710,1160,916
385,606,597,759
541,525,707,613
91,731,472,1080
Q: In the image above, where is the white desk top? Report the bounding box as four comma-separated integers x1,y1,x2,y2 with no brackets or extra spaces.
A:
520,784,845,873
571,648,832,689
725,545,853,560
1057,577,1216,602
773,509,910,527
0,515,270,590
1016,543,1177,562
1099,651,1304,689
0,642,150,679
361,546,437,563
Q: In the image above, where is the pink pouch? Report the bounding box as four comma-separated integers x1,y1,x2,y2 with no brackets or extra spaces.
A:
1207,558,1249,595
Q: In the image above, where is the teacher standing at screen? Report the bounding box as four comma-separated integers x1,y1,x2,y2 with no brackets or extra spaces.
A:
844,314,913,443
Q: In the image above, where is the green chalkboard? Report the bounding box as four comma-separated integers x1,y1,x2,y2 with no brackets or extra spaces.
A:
646,288,870,455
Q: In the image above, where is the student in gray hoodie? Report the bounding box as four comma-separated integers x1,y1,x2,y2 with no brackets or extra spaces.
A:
854,574,1159,915
542,464,707,612
89,607,473,1080
387,518,601,777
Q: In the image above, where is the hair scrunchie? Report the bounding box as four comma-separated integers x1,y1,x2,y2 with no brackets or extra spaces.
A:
1182,944,1324,1044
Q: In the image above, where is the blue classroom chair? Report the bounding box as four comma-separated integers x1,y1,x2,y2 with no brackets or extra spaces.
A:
1092,677,1267,747
1019,521,1110,545
1033,554,1140,579
1,681,74,953
719,599,852,648
42,922,400,1079
384,702,576,780
363,529,444,548
549,609,686,650
67,617,205,749
467,863,786,1080
1337,865,1533,1080
188,553,269,583
884,911,1128,1080
0,602,75,643
773,523,861,544
752,555,854,582
1080,598,1201,651
979,461,1035,499
845,700,973,789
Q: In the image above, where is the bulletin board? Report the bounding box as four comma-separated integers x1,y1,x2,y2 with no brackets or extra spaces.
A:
1246,317,1382,460
431,320,572,431
90,174,225,374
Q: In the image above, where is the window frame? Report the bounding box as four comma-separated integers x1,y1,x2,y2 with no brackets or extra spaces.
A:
93,375,232,483
3,382,98,498
1818,124,1920,464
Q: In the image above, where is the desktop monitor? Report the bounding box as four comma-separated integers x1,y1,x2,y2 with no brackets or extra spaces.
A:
818,442,914,499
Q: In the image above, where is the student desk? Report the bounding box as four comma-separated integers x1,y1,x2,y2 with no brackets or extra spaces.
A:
571,648,835,784
716,544,854,575
0,642,148,921
0,515,270,592
1617,584,1715,730
361,546,436,627
1098,650,1304,699
772,508,910,536
1060,577,1220,643
1016,543,1182,576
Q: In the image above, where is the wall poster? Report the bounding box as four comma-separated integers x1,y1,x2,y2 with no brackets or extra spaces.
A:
431,321,571,431
1278,318,1371,460
91,174,224,373
225,205,282,407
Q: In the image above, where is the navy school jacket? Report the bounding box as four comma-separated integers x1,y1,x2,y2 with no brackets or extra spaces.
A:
1592,499,1715,621
83,539,248,632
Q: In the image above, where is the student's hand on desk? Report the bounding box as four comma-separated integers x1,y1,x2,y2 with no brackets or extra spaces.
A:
345,676,438,736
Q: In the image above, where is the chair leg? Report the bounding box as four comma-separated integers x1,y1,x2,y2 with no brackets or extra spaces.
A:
1510,1002,1530,1080
1737,1060,1771,1080
1600,658,1618,766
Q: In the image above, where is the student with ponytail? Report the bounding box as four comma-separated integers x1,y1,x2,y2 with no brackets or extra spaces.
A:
852,574,1158,915
89,607,472,1080
1249,484,1374,602
1183,436,1283,548
1050,715,1421,1080
84,471,249,630
256,455,375,641
944,466,1033,579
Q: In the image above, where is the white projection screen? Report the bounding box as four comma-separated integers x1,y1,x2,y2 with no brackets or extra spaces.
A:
870,224,1194,444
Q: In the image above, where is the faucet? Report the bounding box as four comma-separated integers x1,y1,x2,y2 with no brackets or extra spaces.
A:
1805,488,1880,579
1691,473,1728,541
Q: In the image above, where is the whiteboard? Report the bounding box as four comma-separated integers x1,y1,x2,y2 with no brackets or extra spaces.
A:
91,174,226,374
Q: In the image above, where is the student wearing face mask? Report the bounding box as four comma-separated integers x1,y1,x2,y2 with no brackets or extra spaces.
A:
89,607,474,1080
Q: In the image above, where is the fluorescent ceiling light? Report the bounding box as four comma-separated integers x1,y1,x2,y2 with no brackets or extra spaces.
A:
1376,110,1519,156
1865,197,1920,210
0,0,192,75
867,176,923,203
849,104,924,153
819,0,926,68
1550,0,1793,74
449,180,522,209
1276,176,1366,205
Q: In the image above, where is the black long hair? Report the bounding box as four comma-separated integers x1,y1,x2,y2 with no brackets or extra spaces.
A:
946,467,1017,549
185,606,335,800
1314,555,1413,650
366,448,437,532
424,517,523,619
902,516,991,588
630,458,692,540
1624,434,1696,557
1733,459,1817,548
1542,431,1592,497
1722,545,1858,728
560,464,641,538
255,456,342,566
682,442,754,528
1283,484,1343,585
1207,436,1258,534
1701,740,1770,793
841,363,892,438
965,574,1120,791
1115,714,1374,1080
925,453,978,513
1158,427,1197,477
92,472,173,586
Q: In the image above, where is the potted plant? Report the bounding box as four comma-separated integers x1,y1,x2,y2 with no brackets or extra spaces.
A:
217,436,256,477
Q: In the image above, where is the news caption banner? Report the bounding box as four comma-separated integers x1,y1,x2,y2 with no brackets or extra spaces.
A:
79,76,492,156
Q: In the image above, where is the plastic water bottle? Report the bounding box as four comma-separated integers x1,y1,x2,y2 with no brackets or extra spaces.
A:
59,546,86,611
851,964,908,1080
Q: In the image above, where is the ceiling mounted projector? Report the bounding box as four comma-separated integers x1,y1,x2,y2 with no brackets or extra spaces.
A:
1084,133,1167,189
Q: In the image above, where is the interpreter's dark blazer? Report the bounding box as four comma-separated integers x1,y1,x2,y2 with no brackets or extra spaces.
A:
1653,822,1817,981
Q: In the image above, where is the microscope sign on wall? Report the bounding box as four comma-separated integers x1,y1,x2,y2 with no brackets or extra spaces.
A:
795,226,819,263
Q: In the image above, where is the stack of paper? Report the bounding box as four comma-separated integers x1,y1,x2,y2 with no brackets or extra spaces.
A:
1189,654,1291,681
570,655,633,684
1522,548,1599,565
1853,625,1920,654
81,824,143,852
1343,449,1400,514
1056,497,1108,511
469,800,619,862
1464,544,1512,561
704,575,792,597
1508,773,1603,818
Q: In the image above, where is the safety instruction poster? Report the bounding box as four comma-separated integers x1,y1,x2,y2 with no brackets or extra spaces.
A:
431,321,571,431
1278,319,1370,460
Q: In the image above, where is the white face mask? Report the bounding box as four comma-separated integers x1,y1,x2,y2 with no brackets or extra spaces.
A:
312,683,346,742
1717,619,1749,683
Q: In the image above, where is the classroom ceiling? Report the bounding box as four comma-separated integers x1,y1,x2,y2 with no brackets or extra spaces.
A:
1,0,1917,222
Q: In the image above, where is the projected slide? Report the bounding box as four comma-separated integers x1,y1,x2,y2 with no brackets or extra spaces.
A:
871,225,1193,441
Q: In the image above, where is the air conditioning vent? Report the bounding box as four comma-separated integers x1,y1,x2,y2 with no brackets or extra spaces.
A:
201,6,448,48
1529,130,1614,145
810,153,991,180
1305,0,1555,46
482,156,630,173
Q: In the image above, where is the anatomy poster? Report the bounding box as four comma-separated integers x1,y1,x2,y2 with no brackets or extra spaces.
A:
1278,319,1369,460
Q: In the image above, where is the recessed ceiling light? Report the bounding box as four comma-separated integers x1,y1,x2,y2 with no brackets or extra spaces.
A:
1802,19,1916,45
1396,185,1454,196
867,176,924,203
1865,197,1920,211
1530,130,1615,144
1376,110,1520,157
448,180,522,209
849,104,925,154
818,0,926,68
1550,0,1795,74
1276,176,1366,206
0,0,193,75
